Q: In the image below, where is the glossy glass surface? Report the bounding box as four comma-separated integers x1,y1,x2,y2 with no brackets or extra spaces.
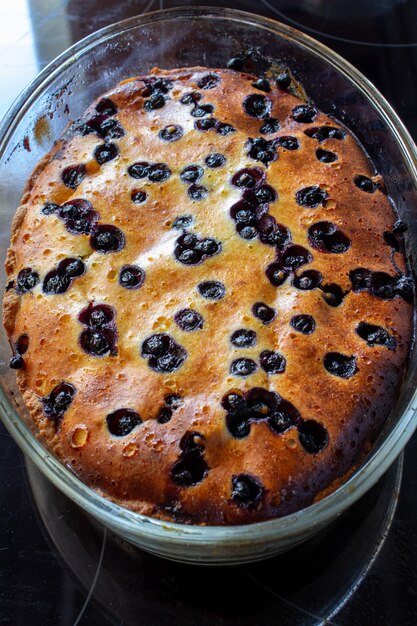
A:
1,7,417,565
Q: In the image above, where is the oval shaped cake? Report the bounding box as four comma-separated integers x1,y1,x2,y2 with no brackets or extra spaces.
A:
3,67,414,524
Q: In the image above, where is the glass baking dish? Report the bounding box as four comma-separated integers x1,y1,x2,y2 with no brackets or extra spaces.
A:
0,7,416,565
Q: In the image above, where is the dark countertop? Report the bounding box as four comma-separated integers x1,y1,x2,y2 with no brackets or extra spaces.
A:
1,1,417,624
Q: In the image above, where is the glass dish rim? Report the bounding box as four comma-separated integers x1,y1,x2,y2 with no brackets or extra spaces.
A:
1,5,417,542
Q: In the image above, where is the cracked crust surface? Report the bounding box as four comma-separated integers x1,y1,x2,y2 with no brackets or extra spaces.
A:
3,67,413,524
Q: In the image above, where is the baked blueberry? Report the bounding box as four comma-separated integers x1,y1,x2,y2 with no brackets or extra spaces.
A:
278,136,300,150
180,91,202,105
280,245,312,270
90,225,125,253
119,265,145,289
324,352,357,379
144,93,166,111
175,308,204,331
316,148,338,163
128,162,150,179
141,333,187,373
252,302,276,324
246,137,278,166
171,431,208,486
308,221,351,253
80,329,111,356
197,73,220,89
298,420,329,453
78,303,115,328
95,97,117,116
252,78,271,92
231,474,264,507
205,153,226,168
275,70,291,90
268,398,301,434
191,104,214,118
172,215,193,229
349,268,373,292
230,358,258,377
259,350,286,374
16,268,40,294
188,184,208,201
106,408,142,436
258,216,290,247
291,314,316,334
260,118,280,134
231,329,257,348
61,164,87,190
131,189,148,204
43,258,85,294
148,162,171,183
59,199,99,235
356,322,396,350
227,56,245,71
321,283,345,307
243,94,272,119
266,263,289,287
159,125,183,142
354,175,377,193
197,281,225,300
42,382,76,425
304,126,346,142
292,105,317,123
180,165,204,183
41,202,60,215
292,270,321,291
157,407,173,424
296,186,329,208
94,142,119,164
217,123,236,135
231,167,265,189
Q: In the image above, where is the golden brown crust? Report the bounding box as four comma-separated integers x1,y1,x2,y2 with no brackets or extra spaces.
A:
3,67,413,524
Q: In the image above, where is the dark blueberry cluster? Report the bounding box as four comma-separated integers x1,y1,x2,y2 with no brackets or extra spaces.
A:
174,232,221,265
246,137,278,166
119,265,145,290
304,126,346,142
171,431,208,487
308,221,351,254
356,322,397,350
54,198,99,235
128,161,171,183
106,408,142,436
194,117,236,135
42,382,76,428
349,268,413,303
230,167,288,244
141,333,187,373
222,387,328,453
157,394,183,424
78,302,117,357
9,333,29,369
383,220,407,252
266,244,312,288
16,268,40,294
43,258,85,295
141,77,173,111
231,474,264,508
73,97,125,140
323,352,357,379
61,164,87,190
175,308,204,331
277,136,300,150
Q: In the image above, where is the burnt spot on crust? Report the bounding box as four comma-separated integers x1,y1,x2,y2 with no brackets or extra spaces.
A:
171,431,208,487
323,352,358,379
356,322,396,350
16,268,40,294
174,232,221,265
106,408,142,436
61,164,87,190
231,474,264,508
78,303,117,357
141,333,187,373
43,258,85,295
42,382,76,427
